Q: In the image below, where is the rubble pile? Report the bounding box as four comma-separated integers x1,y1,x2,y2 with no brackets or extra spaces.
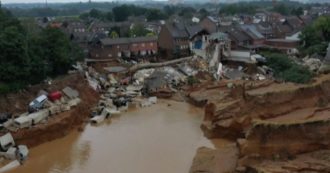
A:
3,87,81,132
0,133,29,173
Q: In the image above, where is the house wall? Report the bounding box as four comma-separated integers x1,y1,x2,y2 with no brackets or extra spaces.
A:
90,41,158,59
264,40,299,49
200,18,217,33
174,38,190,57
252,39,265,46
158,26,174,50
158,26,190,59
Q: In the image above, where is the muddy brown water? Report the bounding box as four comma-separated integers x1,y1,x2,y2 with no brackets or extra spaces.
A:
8,100,218,173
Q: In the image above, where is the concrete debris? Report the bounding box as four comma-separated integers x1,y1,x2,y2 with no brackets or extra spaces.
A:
0,133,30,171
133,69,155,84
62,87,79,99
67,98,81,107
37,90,48,97
104,66,127,73
148,97,157,104
28,109,49,125
108,74,118,85
0,133,15,152
178,63,198,76
13,116,32,129
90,108,112,125
223,68,245,80
0,160,20,173
0,145,28,162
48,105,61,115
303,57,322,72
140,97,158,107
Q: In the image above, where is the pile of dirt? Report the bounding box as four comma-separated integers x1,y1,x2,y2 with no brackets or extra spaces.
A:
0,74,99,148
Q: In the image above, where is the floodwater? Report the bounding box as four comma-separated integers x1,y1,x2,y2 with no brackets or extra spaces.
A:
8,100,216,173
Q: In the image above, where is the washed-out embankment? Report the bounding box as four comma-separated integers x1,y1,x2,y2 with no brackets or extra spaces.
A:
189,75,330,172
0,74,99,148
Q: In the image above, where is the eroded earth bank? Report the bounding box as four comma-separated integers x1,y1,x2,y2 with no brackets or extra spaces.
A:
189,75,330,173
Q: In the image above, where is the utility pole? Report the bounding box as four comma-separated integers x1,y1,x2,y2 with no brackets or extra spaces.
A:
89,0,91,3
45,0,48,8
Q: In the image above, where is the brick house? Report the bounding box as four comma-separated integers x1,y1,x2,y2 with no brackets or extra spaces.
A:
89,36,158,59
200,16,220,33
158,23,191,59
219,26,251,49
240,24,265,47
264,39,300,50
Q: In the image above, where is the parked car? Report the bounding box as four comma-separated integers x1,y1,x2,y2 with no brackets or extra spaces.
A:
0,113,11,124
48,91,62,102
28,95,48,113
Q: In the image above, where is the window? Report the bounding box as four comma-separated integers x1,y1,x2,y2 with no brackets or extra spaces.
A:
142,43,145,47
117,45,120,49
108,54,112,57
150,43,153,46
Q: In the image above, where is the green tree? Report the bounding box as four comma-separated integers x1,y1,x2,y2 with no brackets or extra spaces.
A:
129,23,149,37
291,7,303,16
112,5,131,22
145,9,167,21
178,7,196,19
89,9,103,19
199,8,209,18
300,16,330,56
39,27,83,76
109,31,119,38
105,11,113,21
0,8,84,94
0,26,30,82
146,32,156,37
273,3,290,15
314,16,330,41
264,53,313,83
300,25,322,48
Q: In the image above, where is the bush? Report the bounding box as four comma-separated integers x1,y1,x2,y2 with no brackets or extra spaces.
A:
187,76,199,86
281,65,313,83
265,53,313,84
0,82,26,95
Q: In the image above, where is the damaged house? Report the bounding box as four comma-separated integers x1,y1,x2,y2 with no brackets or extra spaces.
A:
158,22,209,59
